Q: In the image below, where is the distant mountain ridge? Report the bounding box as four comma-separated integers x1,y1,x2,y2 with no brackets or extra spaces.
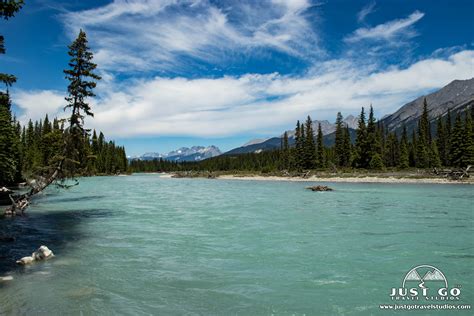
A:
138,146,222,162
284,115,358,138
225,78,474,155
380,78,474,133
225,115,358,155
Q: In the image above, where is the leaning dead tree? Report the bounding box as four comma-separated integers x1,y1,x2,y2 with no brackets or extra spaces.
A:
5,29,101,216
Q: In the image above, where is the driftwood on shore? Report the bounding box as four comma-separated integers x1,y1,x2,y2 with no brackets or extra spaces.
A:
433,165,472,180
172,171,216,179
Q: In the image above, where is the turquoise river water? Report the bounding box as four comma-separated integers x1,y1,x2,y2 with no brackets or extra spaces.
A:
0,174,473,315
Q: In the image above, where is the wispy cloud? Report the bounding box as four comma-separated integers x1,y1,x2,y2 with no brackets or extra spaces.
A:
345,10,424,43
357,1,376,23
60,0,321,73
14,50,474,137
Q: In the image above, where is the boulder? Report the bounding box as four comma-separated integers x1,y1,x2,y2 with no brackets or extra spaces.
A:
33,245,54,260
16,245,54,265
307,185,333,192
16,256,35,265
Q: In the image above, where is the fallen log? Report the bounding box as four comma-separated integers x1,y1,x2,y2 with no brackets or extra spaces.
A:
307,185,333,192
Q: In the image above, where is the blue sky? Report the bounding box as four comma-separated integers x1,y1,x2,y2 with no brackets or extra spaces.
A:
2,0,473,156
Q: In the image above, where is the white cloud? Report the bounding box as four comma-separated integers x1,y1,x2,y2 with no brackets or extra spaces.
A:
357,1,376,23
14,90,65,123
14,50,474,138
345,10,424,43
60,0,320,73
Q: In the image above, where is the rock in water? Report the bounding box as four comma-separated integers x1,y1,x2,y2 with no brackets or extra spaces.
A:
33,245,54,260
16,256,35,265
307,185,333,192
16,245,54,265
0,275,13,282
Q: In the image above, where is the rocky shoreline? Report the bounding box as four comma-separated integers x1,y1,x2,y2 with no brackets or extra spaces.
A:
160,171,473,184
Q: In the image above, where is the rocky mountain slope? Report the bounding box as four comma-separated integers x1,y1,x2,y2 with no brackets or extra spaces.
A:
380,78,474,133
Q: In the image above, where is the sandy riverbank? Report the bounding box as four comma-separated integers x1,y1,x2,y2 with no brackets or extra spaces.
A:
216,175,473,184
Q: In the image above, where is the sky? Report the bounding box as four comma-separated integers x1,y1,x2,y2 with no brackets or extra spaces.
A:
1,0,473,156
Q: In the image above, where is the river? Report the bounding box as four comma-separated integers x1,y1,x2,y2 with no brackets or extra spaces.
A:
1,174,472,315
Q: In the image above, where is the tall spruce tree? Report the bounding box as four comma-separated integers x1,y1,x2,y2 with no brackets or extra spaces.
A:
0,93,16,185
366,106,383,169
354,107,368,168
0,0,23,185
63,29,102,176
446,108,452,165
334,112,344,166
399,126,409,169
436,116,448,166
303,116,316,169
341,126,352,167
461,108,474,166
280,131,290,170
416,100,430,168
316,123,325,168
294,121,303,170
450,113,464,167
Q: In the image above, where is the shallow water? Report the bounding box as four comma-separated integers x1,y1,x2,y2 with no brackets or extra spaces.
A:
0,174,473,315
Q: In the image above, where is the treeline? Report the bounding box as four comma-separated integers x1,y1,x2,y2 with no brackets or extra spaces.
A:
281,101,474,171
131,100,474,173
129,150,281,173
0,99,128,186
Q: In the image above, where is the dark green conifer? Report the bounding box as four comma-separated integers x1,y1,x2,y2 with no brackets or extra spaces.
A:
303,116,316,169
354,107,367,168
316,123,325,168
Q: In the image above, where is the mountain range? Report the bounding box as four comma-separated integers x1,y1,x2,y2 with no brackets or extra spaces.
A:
138,146,222,162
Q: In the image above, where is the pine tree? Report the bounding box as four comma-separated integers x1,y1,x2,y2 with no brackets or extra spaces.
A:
0,93,17,185
0,1,23,185
409,132,417,167
294,121,304,170
446,108,452,165
334,112,344,166
354,107,367,168
436,116,448,166
303,116,316,169
450,114,464,167
316,123,325,168
341,126,352,167
429,141,441,168
419,98,431,144
280,131,290,170
399,126,409,169
0,1,24,20
416,100,430,168
369,153,384,170
366,106,383,169
63,29,101,175
461,108,474,166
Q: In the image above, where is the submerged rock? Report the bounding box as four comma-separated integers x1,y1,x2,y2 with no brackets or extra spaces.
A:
307,185,333,192
0,275,13,282
16,245,54,265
